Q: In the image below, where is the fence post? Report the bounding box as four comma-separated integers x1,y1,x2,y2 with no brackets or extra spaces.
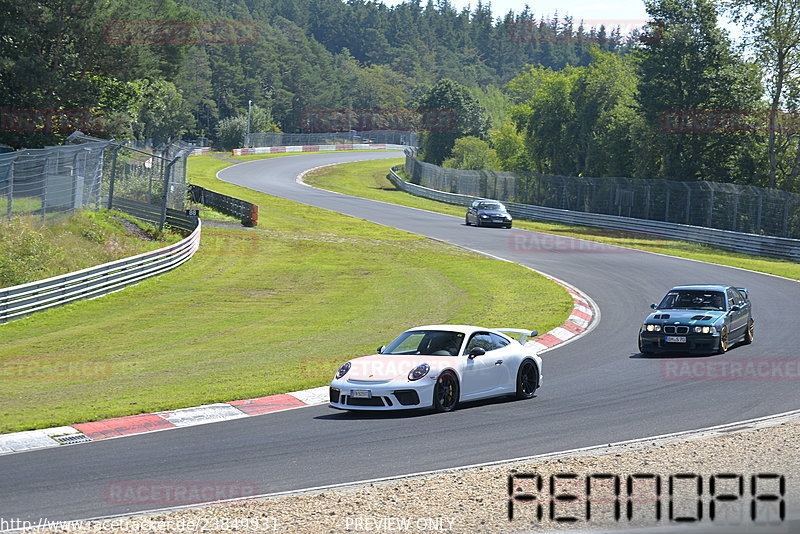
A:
755,190,763,234
682,183,691,225
159,157,177,231
6,158,14,219
107,144,122,210
784,193,791,237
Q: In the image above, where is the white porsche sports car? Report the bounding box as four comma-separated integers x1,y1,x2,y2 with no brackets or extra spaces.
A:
329,325,542,412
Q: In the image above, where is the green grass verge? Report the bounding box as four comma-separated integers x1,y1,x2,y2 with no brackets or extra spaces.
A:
305,162,800,280
0,210,181,288
0,154,572,433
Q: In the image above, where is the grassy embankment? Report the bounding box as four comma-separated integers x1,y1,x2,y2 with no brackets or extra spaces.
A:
305,162,800,281
0,210,180,288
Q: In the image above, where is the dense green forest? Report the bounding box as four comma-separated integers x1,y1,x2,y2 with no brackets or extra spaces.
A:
1,0,799,191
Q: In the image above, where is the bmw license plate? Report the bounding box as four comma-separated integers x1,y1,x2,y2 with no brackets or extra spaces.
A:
665,336,687,343
351,390,371,398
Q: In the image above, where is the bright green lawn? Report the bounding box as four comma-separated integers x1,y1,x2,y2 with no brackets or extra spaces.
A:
305,162,800,281
0,154,571,433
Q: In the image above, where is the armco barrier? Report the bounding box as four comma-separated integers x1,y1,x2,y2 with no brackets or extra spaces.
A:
387,167,800,262
188,184,258,226
232,143,408,156
0,216,201,324
111,198,198,232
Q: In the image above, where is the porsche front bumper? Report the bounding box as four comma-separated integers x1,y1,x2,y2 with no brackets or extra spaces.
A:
328,377,437,410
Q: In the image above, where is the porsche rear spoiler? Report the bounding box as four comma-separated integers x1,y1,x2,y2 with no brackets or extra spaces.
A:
495,328,539,345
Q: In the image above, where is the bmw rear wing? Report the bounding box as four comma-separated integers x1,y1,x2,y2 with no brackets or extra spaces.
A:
736,287,749,299
495,328,539,345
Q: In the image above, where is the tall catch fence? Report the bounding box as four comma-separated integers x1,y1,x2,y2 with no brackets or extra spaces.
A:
405,154,800,239
245,130,416,148
0,140,110,220
68,132,192,230
0,133,193,230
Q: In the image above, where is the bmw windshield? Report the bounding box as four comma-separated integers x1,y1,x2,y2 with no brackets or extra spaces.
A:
657,290,726,311
478,203,505,211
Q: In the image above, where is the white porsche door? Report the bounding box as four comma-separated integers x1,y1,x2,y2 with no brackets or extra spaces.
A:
461,332,507,398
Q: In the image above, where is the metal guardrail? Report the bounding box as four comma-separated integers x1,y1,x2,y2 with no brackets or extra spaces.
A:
388,167,800,262
0,216,201,324
188,184,258,226
111,197,198,232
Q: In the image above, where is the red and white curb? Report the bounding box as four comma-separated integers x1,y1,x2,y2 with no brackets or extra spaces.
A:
0,387,329,455
527,285,597,353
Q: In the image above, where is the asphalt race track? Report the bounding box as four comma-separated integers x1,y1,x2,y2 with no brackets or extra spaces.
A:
2,151,799,523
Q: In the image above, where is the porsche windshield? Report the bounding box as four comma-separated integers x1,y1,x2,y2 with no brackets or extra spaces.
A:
657,290,726,311
383,330,465,356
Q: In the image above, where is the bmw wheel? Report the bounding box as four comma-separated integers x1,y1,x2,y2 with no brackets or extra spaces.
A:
465,216,471,226
717,327,729,354
638,337,654,356
515,360,539,399
433,371,459,412
743,319,754,344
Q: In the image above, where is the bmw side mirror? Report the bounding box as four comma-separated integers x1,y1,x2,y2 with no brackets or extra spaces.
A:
468,347,486,359
730,305,740,312
650,303,657,309
377,345,385,354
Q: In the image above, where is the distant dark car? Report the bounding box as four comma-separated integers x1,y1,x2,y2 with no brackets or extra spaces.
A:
639,285,754,355
465,200,512,228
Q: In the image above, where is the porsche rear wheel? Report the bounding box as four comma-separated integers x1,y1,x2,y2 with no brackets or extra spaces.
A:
433,371,459,412
515,360,539,399
743,319,754,344
717,327,729,354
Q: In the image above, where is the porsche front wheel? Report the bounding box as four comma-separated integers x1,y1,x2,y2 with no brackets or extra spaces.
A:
433,371,459,412
515,360,539,399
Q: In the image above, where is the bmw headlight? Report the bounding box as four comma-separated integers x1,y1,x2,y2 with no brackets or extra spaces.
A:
693,326,716,334
480,214,489,218
408,363,430,381
645,324,661,332
335,362,351,379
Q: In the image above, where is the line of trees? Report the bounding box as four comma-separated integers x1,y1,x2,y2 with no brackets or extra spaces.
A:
439,0,800,193
0,0,634,150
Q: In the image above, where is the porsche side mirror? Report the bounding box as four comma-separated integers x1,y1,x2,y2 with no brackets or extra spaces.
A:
531,330,538,337
377,345,385,354
650,303,657,309
468,347,486,359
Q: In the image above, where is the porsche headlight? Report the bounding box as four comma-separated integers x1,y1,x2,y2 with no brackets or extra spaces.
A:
645,324,661,332
408,363,430,381
335,362,351,379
